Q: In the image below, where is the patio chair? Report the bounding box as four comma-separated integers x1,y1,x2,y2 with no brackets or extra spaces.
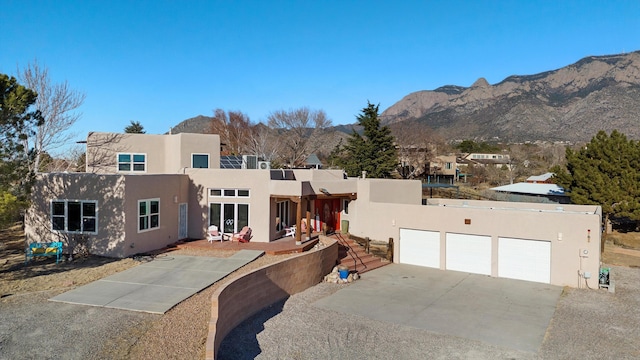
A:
285,225,296,238
207,225,223,242
229,226,252,243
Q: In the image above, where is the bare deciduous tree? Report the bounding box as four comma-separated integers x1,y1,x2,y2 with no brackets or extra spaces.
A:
18,60,85,172
267,107,332,168
247,123,280,163
392,122,450,179
210,109,254,155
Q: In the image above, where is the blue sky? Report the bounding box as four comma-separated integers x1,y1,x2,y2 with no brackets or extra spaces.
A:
2,1,639,142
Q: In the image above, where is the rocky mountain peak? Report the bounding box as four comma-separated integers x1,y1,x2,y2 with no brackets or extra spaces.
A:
380,50,640,143
471,77,490,88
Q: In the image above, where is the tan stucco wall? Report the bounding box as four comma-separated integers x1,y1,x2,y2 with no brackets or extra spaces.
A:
25,173,191,258
121,175,191,257
367,178,422,204
86,132,220,174
348,195,602,288
186,169,273,242
205,237,339,360
26,173,127,257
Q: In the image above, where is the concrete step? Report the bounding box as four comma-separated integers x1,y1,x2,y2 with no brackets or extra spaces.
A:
335,235,390,274
338,255,387,274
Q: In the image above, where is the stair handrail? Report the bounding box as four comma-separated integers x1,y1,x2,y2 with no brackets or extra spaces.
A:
335,232,369,271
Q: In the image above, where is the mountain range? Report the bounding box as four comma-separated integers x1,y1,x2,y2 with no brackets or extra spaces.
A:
173,51,640,145
380,51,640,143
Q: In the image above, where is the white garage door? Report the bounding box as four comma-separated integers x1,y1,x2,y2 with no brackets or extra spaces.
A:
399,229,440,268
498,237,551,284
446,233,492,275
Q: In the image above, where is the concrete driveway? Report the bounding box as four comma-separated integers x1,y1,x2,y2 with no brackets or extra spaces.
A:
312,264,562,353
50,251,263,314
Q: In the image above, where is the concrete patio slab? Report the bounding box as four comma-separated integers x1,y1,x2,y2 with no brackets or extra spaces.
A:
50,251,264,314
312,264,561,353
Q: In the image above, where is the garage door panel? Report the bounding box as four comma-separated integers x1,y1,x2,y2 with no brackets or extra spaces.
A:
498,237,550,284
446,233,491,275
399,229,440,268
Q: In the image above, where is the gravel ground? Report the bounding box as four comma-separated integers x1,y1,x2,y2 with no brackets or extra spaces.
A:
219,265,640,360
0,248,293,360
2,241,640,360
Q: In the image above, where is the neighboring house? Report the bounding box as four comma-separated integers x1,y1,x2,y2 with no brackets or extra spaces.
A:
25,132,601,288
427,155,457,184
303,154,323,169
461,152,511,168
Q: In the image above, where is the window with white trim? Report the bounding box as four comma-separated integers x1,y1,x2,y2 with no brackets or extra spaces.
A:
209,202,249,234
138,199,160,232
51,200,97,233
209,188,250,198
118,153,146,172
192,154,209,168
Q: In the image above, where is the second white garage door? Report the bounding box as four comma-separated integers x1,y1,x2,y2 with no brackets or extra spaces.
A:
498,237,551,284
445,233,492,275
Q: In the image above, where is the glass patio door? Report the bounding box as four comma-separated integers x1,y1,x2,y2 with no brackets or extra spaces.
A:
210,203,249,234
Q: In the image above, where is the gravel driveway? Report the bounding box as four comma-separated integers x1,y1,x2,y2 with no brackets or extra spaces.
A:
219,265,640,360
1,265,639,360
0,290,157,360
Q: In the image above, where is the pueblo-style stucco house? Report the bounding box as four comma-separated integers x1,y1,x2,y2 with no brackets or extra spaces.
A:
25,132,602,288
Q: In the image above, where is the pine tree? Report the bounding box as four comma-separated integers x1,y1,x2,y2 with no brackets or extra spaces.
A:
124,120,146,134
334,102,398,178
0,74,42,226
553,130,640,229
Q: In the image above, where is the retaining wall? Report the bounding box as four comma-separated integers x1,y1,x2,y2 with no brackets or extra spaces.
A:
205,236,339,359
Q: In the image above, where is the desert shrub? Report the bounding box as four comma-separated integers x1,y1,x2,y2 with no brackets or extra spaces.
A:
0,191,21,229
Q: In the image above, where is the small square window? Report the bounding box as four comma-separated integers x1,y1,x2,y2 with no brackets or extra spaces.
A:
192,154,209,168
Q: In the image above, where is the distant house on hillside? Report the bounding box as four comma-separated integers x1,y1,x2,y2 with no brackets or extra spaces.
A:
303,154,323,169
461,153,511,168
427,155,457,184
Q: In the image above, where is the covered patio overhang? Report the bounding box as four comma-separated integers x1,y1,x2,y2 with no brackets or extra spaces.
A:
271,191,357,244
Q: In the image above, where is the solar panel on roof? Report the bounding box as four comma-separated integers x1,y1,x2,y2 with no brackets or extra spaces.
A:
220,156,243,169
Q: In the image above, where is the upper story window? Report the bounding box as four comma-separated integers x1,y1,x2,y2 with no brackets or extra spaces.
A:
209,188,250,198
118,153,146,172
192,154,209,168
445,162,453,169
51,200,98,234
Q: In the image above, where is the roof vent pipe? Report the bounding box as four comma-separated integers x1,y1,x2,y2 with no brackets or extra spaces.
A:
362,171,366,179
